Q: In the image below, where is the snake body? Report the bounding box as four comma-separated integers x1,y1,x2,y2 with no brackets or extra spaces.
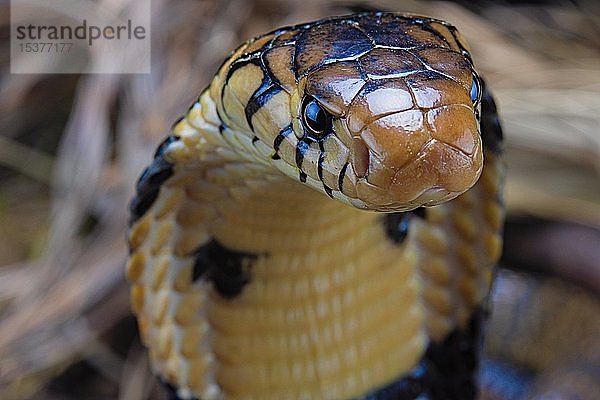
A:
127,12,504,399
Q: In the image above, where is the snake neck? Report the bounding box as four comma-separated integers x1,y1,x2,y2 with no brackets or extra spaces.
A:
161,90,429,398
132,88,504,399
209,171,376,253
197,174,427,398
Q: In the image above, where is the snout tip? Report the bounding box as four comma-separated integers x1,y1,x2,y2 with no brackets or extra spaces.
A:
351,106,483,211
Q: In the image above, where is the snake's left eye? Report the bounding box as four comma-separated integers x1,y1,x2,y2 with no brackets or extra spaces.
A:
302,96,332,141
470,74,481,104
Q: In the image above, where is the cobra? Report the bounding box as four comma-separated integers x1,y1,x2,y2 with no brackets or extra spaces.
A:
126,12,504,400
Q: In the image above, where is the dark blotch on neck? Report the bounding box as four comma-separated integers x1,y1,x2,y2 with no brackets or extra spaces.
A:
382,208,427,244
191,239,259,298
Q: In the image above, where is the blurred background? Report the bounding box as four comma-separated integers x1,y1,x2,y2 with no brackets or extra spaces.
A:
0,0,598,399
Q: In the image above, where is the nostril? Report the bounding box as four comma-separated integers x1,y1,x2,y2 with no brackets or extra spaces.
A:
352,136,370,178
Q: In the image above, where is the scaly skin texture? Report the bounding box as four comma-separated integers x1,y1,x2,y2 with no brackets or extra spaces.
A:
127,12,504,399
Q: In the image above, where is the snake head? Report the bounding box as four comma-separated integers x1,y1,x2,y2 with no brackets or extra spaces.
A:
214,12,484,212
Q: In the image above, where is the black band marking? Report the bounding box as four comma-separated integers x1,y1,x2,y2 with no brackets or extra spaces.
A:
271,124,293,160
317,142,334,198
295,138,310,170
154,135,179,158
338,162,349,192
224,51,262,85
296,137,309,182
191,239,258,298
273,124,293,153
220,52,263,116
245,83,283,131
129,136,179,225
317,142,325,181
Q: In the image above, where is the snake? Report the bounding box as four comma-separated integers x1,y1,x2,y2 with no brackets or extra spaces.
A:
126,12,505,400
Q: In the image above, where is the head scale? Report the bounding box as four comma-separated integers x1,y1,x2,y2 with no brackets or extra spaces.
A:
212,12,483,211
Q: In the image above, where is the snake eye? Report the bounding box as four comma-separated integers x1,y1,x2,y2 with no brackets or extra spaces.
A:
470,74,481,104
302,96,332,141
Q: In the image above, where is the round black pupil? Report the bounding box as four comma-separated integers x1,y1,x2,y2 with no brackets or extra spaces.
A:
304,100,328,133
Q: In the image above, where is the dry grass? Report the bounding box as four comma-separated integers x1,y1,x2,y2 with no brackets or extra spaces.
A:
0,1,598,399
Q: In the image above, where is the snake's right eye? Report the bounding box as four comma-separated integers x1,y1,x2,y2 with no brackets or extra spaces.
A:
470,74,481,105
302,96,332,141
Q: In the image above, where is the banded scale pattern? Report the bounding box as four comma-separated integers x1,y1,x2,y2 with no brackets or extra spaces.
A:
127,12,504,400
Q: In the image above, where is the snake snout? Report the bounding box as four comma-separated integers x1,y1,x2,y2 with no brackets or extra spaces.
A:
350,105,483,210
